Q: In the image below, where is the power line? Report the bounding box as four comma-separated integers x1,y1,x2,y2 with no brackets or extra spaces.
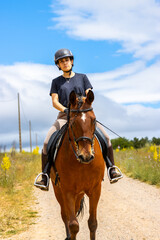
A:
0,92,43,150
20,98,29,124
0,97,17,102
19,95,43,148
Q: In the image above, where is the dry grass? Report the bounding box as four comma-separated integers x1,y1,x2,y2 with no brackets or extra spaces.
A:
114,147,160,187
1,147,160,238
0,152,41,238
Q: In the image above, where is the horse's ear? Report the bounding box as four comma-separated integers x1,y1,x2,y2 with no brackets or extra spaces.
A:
86,90,94,104
69,90,76,106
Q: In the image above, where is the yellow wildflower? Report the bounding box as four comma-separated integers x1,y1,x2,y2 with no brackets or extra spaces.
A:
1,154,11,171
153,148,158,161
149,145,155,152
33,146,39,155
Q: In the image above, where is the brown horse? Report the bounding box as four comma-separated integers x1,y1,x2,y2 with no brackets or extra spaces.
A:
50,90,105,240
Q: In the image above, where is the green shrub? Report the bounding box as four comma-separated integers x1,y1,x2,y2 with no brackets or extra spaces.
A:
114,147,160,187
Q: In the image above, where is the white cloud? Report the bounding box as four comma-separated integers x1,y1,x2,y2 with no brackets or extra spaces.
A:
52,0,160,60
0,62,160,151
0,62,59,99
89,60,160,104
93,94,160,140
0,63,60,148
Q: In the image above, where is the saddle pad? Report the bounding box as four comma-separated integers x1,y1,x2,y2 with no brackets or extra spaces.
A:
47,123,68,164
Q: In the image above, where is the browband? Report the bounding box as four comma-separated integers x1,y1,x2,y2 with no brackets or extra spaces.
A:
70,107,93,113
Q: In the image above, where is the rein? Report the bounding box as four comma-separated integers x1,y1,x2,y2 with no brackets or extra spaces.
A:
96,120,123,139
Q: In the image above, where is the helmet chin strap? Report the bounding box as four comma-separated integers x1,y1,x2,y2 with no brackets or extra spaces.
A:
63,66,72,75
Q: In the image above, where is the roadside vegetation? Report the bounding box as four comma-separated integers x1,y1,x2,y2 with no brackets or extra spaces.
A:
0,148,41,238
0,140,160,238
111,136,160,149
114,144,160,187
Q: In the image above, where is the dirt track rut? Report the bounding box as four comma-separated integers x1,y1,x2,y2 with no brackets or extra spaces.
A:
5,174,160,240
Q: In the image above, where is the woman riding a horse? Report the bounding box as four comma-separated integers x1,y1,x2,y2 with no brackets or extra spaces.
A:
34,48,123,239
35,48,122,190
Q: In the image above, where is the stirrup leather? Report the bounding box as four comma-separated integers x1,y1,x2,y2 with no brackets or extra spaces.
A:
107,166,123,183
34,172,50,190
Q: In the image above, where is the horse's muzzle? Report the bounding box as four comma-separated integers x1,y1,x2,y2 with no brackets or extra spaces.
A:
78,154,94,164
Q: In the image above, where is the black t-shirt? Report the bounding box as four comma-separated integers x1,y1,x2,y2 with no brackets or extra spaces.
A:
50,73,93,107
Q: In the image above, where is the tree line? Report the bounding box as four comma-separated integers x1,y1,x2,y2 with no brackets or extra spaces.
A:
1,137,160,152
111,137,160,150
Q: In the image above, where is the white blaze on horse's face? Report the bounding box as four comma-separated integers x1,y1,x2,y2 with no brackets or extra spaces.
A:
81,112,86,122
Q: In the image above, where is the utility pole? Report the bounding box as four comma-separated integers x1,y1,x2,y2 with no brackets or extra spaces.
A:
36,133,38,146
18,93,22,152
29,120,32,153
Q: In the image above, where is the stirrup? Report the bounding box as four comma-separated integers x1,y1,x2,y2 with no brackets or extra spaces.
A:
34,172,50,190
107,166,123,184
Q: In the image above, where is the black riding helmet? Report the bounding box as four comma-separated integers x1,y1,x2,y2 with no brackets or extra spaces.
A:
54,48,74,70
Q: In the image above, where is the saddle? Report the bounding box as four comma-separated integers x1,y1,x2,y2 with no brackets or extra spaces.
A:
47,124,110,167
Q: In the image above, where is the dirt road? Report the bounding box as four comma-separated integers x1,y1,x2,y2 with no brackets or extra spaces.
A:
6,174,160,240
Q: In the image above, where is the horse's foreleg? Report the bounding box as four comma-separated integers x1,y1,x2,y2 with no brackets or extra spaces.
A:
64,192,79,240
88,184,101,240
51,182,71,240
61,208,70,239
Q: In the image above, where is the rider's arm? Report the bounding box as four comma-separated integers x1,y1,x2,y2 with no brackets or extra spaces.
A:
51,93,66,112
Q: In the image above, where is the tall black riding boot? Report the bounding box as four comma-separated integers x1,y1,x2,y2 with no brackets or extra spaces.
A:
107,146,123,183
34,151,50,191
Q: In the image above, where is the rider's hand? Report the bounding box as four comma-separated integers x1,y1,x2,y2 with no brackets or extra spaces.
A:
64,108,69,115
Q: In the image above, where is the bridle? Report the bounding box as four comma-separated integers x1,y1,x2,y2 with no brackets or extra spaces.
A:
70,107,95,143
67,105,95,161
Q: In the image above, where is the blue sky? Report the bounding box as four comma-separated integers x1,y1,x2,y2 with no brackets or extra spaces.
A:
0,0,134,72
0,0,160,150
